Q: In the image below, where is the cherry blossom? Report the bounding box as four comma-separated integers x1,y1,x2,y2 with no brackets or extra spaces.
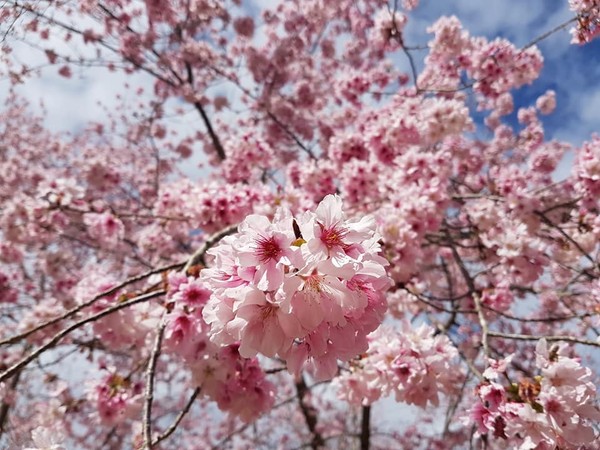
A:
0,1,599,448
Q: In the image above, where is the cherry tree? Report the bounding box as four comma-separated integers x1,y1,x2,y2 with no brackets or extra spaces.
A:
0,0,599,449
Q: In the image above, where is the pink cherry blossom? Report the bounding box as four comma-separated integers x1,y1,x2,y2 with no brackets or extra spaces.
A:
1,2,600,448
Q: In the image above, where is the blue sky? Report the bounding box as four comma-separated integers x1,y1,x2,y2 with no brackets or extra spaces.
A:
405,0,600,145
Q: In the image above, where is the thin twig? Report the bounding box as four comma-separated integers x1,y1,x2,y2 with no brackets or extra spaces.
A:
0,262,182,347
265,111,317,160
183,224,239,272
522,16,578,50
472,293,490,359
484,305,595,323
143,321,167,449
151,388,201,447
487,331,600,347
0,290,166,383
444,229,492,360
443,372,470,436
535,210,597,267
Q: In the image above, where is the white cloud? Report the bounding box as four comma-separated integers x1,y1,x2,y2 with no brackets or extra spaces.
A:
579,88,600,123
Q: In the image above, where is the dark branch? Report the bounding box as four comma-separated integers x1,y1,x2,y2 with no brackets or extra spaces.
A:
295,377,325,450
360,405,370,450
185,63,227,161
0,369,21,438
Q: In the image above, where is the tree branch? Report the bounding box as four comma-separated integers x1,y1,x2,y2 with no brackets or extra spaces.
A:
0,290,166,383
472,293,490,359
1,220,236,348
487,331,600,347
295,377,324,450
265,111,317,160
151,388,201,447
183,224,238,273
185,63,226,161
360,405,370,450
535,210,597,268
0,262,181,348
142,320,166,449
0,369,21,438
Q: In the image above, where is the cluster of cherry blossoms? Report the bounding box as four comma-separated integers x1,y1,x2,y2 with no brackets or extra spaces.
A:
89,371,144,427
468,340,600,449
201,195,392,380
573,135,600,208
155,180,272,235
334,322,462,407
161,272,276,422
569,0,600,43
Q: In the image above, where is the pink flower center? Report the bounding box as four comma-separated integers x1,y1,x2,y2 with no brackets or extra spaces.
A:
105,217,116,228
395,363,411,377
545,398,562,414
319,223,348,249
184,286,208,304
256,236,282,262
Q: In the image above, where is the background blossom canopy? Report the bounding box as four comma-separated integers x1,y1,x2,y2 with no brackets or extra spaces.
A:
0,0,600,449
